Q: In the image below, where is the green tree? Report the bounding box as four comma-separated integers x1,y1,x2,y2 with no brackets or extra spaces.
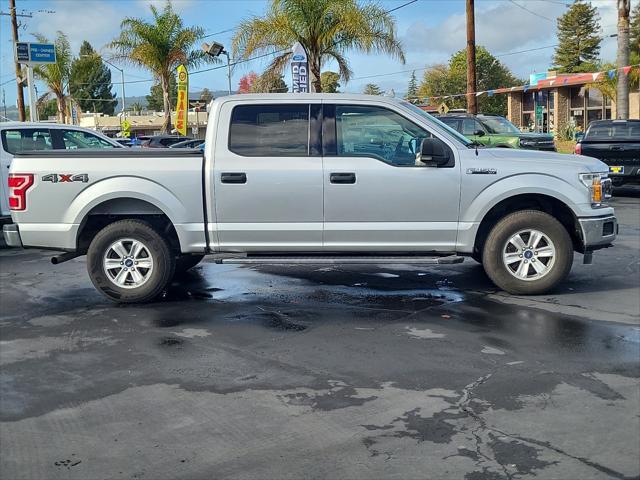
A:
146,74,177,111
69,41,117,115
321,71,341,93
109,0,217,133
553,0,601,73
32,31,72,123
405,70,418,100
588,57,640,100
232,0,404,92
631,2,640,57
129,102,144,115
199,88,213,103
251,71,288,93
417,47,519,115
363,83,382,95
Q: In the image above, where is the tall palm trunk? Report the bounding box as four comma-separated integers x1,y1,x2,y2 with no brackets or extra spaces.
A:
310,56,322,93
161,73,172,133
56,92,67,123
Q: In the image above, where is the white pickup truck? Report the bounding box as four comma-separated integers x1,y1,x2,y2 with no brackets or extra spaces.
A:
3,94,617,303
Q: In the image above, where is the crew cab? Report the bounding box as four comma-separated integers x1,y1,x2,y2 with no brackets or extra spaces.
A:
575,119,640,186
3,94,617,303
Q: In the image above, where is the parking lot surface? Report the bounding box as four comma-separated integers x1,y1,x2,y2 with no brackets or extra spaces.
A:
1,193,639,480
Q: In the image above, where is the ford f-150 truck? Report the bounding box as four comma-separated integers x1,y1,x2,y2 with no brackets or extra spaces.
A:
3,94,617,303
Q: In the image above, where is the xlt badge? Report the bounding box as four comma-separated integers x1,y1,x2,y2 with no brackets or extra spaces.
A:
467,168,497,175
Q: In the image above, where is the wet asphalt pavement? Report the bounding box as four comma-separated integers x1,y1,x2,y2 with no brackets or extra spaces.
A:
1,192,639,480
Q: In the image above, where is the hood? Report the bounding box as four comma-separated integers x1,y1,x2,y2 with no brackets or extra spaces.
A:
486,148,608,172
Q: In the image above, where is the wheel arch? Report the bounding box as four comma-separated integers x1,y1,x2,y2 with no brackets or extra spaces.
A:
76,198,181,255
472,193,582,259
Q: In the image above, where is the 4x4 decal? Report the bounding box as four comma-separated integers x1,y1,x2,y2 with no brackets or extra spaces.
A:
42,174,89,183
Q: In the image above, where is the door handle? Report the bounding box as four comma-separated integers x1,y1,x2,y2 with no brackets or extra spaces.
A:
221,172,247,184
330,172,356,184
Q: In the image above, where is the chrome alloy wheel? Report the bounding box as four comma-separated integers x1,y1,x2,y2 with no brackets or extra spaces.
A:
103,238,154,289
502,229,556,281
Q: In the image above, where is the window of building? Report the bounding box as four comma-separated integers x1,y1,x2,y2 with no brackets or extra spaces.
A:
229,104,309,156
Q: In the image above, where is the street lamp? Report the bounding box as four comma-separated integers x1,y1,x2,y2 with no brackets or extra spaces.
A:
202,42,232,95
81,54,126,113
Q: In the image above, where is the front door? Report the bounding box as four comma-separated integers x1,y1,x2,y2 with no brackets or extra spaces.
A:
322,104,461,252
213,101,323,251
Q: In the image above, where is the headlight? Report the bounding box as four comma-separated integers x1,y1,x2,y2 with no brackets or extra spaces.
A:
579,173,611,206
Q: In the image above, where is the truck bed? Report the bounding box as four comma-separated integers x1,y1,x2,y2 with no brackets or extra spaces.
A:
10,148,207,252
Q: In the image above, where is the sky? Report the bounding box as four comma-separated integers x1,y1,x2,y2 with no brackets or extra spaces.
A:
0,0,635,107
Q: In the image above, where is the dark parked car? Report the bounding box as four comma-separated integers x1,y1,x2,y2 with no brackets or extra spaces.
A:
437,113,556,151
169,138,205,149
142,135,192,148
575,119,640,186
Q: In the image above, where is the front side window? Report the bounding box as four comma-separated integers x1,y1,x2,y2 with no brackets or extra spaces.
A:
335,105,434,166
461,119,481,136
1,129,52,154
480,117,521,134
229,104,309,156
61,130,115,149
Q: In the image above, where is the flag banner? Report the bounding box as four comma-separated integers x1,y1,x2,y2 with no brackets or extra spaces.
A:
175,65,189,136
608,69,616,79
623,66,632,76
291,42,309,93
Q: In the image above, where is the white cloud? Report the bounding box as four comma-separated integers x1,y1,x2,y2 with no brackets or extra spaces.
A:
27,1,124,55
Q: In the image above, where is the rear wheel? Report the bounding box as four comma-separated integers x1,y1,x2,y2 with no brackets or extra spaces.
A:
482,210,573,295
87,219,175,303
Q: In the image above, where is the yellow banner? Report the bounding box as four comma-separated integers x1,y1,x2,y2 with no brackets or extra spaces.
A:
175,65,188,136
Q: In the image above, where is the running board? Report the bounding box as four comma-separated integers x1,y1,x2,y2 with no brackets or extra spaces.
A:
216,255,464,265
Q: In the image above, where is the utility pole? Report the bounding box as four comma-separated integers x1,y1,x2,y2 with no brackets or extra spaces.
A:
466,0,478,114
616,0,630,119
9,0,26,121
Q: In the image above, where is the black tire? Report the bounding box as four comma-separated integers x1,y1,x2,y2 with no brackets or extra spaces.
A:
87,219,175,303
175,254,205,273
482,210,573,295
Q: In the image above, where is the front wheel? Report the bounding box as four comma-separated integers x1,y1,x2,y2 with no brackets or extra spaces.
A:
87,220,175,303
482,210,573,295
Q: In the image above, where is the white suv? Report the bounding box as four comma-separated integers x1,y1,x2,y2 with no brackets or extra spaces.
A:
0,122,121,220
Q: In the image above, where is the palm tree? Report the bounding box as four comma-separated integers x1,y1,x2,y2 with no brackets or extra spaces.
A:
109,0,216,133
32,32,72,123
232,0,405,92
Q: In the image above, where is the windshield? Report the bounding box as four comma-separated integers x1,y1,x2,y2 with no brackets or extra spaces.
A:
479,116,521,134
400,101,473,147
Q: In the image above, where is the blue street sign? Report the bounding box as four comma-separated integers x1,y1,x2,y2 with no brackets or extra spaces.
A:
29,43,56,64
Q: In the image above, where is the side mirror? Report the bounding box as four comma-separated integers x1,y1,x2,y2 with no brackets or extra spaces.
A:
418,138,450,166
473,129,485,137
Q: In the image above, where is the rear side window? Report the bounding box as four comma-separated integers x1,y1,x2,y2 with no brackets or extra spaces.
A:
61,129,115,149
439,117,460,132
229,104,309,156
1,129,52,154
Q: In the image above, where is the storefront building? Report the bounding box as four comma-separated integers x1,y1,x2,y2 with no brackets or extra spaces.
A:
507,72,639,136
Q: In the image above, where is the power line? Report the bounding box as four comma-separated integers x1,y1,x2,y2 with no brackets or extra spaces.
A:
507,0,556,22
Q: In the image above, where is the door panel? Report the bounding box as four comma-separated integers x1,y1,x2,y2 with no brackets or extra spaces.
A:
323,104,461,251
213,102,323,251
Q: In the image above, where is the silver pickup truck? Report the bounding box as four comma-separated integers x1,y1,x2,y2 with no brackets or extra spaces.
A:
3,94,617,303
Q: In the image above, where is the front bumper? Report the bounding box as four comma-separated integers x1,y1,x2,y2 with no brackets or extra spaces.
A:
3,224,22,248
578,215,617,251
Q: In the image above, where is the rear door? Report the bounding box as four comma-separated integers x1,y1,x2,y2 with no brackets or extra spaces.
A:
212,100,323,251
322,103,461,251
